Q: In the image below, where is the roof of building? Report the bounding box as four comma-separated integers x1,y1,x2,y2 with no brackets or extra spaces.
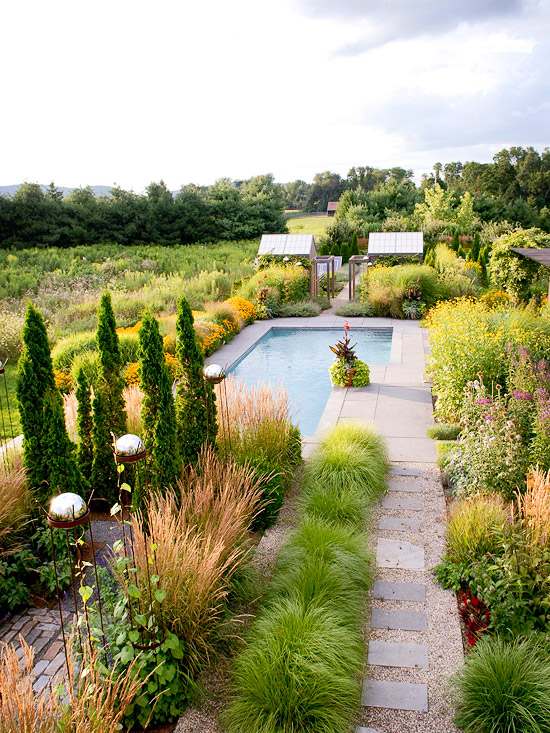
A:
511,247,550,266
367,231,424,256
327,201,339,211
258,233,317,257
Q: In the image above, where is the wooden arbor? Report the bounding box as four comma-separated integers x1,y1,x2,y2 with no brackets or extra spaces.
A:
311,256,336,301
348,255,369,300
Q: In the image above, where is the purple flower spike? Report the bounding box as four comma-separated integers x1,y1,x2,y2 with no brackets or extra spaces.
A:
512,390,533,401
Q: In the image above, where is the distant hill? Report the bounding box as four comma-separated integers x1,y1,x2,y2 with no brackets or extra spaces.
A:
0,184,112,198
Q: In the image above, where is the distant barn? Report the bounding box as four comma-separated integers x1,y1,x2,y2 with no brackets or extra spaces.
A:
367,232,424,261
326,201,338,217
258,234,317,260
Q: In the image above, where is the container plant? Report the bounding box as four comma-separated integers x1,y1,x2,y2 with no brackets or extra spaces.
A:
328,322,370,388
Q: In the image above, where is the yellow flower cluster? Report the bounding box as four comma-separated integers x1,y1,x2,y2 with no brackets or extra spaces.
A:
194,321,226,354
225,296,256,324
54,369,74,393
116,321,142,335
164,352,180,379
124,361,140,386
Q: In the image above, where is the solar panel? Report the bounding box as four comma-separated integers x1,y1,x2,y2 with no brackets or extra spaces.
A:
367,232,424,256
258,234,316,257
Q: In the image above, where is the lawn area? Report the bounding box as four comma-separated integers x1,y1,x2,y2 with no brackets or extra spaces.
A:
287,214,331,238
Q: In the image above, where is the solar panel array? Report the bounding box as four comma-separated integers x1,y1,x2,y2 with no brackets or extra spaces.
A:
368,232,424,255
258,234,316,257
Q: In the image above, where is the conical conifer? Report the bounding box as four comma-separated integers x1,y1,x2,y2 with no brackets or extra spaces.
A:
91,387,118,503
42,390,84,500
96,292,126,437
75,367,94,481
16,304,56,491
138,311,179,491
175,296,215,466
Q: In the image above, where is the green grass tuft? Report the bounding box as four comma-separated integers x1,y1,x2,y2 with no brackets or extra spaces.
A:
225,597,363,733
427,423,461,440
454,636,550,733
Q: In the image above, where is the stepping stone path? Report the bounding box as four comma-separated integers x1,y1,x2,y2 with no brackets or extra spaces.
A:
361,464,463,732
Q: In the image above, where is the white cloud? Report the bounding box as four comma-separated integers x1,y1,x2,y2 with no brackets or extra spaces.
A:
0,0,547,189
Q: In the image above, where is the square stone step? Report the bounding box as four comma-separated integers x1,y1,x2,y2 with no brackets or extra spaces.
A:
388,478,423,493
368,640,428,668
390,466,426,478
372,580,426,603
362,679,428,712
371,608,427,632
376,538,425,571
378,514,422,532
357,728,380,733
382,494,423,512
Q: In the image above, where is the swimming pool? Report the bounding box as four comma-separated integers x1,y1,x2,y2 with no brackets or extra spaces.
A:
229,327,392,437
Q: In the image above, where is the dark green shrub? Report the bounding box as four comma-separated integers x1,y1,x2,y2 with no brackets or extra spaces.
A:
175,296,214,466
454,636,550,733
139,311,180,491
91,387,118,503
42,389,84,498
76,367,94,480
96,292,127,437
16,304,56,492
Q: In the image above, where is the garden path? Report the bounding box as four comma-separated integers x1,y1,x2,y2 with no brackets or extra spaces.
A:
0,517,120,693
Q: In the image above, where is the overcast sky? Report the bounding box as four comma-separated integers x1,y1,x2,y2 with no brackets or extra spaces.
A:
1,0,548,190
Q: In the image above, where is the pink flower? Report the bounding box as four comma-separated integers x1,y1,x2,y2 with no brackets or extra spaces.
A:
343,321,350,333
476,397,492,405
512,390,533,401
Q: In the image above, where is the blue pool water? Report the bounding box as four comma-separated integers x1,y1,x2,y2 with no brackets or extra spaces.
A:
230,327,392,436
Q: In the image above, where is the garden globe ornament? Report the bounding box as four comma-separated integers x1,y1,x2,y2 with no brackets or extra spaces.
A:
204,363,226,384
47,491,89,529
114,433,146,464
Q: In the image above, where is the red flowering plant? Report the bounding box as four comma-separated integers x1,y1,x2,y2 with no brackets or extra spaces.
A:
457,588,491,647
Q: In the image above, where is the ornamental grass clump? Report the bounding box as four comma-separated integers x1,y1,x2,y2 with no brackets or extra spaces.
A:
453,635,550,733
131,447,264,672
0,464,29,555
226,424,387,733
217,377,301,528
446,495,507,565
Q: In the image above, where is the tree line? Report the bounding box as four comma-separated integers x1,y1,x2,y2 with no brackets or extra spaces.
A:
1,146,549,249
0,176,287,248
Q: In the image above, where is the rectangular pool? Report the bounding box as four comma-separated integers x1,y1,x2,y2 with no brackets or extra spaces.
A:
229,327,392,437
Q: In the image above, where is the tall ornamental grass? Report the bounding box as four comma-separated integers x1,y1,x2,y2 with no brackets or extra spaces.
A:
217,378,302,528
225,423,388,733
130,447,264,672
0,462,29,555
454,636,550,733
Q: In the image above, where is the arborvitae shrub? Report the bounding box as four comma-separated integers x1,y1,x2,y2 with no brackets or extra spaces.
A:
470,232,481,262
75,367,94,481
42,389,84,499
96,292,126,437
91,387,118,504
175,296,216,467
138,311,180,491
16,304,56,492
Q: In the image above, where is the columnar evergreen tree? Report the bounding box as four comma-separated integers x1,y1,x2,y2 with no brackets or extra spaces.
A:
175,296,216,466
138,311,180,490
91,388,118,503
42,390,84,499
75,367,94,481
96,292,126,437
16,304,56,492
470,232,481,262
350,232,360,257
450,231,460,252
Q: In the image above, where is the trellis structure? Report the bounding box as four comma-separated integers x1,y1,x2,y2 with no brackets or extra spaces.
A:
311,255,336,300
348,255,370,300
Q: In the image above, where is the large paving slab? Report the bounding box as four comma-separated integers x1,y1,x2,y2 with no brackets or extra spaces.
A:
382,493,424,511
376,538,425,570
372,580,426,603
371,608,427,632
368,640,428,669
378,514,423,532
388,478,423,493
362,679,429,712
357,728,380,733
384,437,437,463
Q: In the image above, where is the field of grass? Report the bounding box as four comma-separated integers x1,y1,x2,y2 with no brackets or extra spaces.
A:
287,215,331,238
0,240,258,338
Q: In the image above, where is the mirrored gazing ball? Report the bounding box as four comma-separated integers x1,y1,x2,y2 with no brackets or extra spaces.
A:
115,433,145,457
48,492,88,522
